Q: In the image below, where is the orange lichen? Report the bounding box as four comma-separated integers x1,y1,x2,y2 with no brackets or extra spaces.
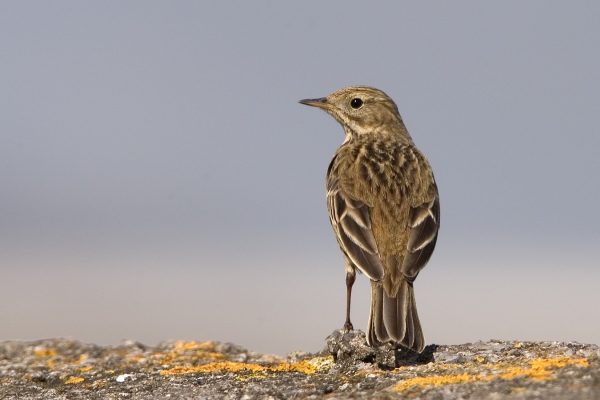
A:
159,356,332,376
270,357,331,374
173,340,215,352
64,376,84,384
34,348,57,357
161,361,265,376
499,357,589,381
394,357,589,392
395,373,476,391
156,341,225,366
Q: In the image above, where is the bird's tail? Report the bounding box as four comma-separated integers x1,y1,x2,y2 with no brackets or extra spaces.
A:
367,279,424,353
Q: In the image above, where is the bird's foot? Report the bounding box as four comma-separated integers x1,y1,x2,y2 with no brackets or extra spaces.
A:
343,321,354,332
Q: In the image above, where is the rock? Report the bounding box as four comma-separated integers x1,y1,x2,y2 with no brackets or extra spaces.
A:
326,329,387,365
0,333,599,399
325,329,436,369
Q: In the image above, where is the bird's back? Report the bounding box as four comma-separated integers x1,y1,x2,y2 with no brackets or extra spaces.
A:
327,134,438,296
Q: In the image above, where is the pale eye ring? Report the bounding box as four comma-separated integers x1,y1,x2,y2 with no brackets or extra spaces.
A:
350,98,363,109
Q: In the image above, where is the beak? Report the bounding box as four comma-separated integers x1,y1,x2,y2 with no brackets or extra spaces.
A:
298,97,328,109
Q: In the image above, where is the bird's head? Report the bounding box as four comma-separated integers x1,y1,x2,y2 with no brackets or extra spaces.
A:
299,86,409,139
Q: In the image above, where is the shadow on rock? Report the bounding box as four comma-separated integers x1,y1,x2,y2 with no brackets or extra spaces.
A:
394,343,437,367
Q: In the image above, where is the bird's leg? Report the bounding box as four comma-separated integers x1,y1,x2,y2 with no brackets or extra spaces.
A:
343,268,356,331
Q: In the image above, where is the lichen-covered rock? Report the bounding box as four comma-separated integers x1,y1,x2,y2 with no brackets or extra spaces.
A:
325,329,435,369
326,329,391,366
1,332,599,399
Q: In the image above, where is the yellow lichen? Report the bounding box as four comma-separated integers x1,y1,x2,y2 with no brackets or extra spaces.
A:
174,340,215,352
34,348,57,357
156,341,225,366
160,361,266,375
78,366,93,373
64,376,84,384
499,357,589,381
394,357,589,392
273,356,333,374
159,356,333,376
395,373,475,391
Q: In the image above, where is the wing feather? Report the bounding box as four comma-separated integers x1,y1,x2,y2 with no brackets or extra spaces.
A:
327,179,384,281
402,192,440,280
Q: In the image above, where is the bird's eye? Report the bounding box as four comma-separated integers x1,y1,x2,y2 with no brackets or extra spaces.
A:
350,98,363,109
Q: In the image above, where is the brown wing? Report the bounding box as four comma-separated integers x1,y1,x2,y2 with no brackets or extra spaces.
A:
327,177,385,281
402,184,440,280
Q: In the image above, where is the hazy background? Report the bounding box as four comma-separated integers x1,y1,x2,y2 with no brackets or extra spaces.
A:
2,1,599,356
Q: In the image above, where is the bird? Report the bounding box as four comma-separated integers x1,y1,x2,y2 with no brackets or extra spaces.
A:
299,86,440,353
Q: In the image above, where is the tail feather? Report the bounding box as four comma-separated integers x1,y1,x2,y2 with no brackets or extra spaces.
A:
367,279,425,353
404,292,415,349
383,282,409,342
407,290,424,351
367,281,388,346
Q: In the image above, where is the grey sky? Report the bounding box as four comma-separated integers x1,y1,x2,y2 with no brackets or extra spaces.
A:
1,2,599,355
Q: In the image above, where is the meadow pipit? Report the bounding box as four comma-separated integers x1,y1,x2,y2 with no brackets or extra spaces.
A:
300,86,440,353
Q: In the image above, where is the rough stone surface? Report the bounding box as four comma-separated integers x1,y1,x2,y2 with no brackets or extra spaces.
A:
1,330,599,399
